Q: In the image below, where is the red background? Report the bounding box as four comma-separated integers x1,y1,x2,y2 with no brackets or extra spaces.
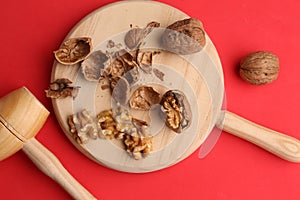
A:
1,0,300,199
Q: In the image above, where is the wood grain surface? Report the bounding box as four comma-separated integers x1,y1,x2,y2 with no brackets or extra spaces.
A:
51,1,224,172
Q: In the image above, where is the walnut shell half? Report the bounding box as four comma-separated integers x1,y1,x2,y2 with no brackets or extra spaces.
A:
124,21,160,50
129,86,161,110
81,50,109,81
160,90,192,133
240,51,280,85
54,37,92,65
162,18,206,55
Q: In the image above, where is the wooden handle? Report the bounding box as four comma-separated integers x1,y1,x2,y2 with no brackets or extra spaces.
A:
218,111,300,162
22,138,97,200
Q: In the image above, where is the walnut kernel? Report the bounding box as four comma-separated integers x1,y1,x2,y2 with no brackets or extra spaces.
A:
67,110,100,144
97,107,153,160
124,134,152,160
97,109,125,139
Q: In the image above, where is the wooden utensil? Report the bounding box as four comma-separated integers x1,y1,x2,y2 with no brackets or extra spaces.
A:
51,0,300,173
0,87,96,200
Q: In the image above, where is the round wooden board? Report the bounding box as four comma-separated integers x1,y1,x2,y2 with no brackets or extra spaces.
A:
51,1,224,173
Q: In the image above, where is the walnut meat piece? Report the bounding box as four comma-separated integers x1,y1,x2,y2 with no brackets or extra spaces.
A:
160,90,192,133
97,107,153,159
162,18,206,55
97,109,125,139
240,51,280,85
54,37,92,65
124,134,153,160
97,107,141,139
81,50,109,81
125,21,160,50
129,86,160,110
45,78,79,99
67,109,100,144
124,118,152,160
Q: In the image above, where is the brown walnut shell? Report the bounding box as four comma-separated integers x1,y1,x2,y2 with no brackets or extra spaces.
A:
111,77,131,105
160,90,192,133
45,78,79,99
240,51,280,85
81,50,109,81
162,18,206,55
54,37,92,65
124,21,160,50
129,86,161,110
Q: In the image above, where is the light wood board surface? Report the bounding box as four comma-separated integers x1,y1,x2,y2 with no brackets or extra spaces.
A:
51,1,224,173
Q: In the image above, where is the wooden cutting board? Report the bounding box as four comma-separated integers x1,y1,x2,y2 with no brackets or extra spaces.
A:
51,0,223,173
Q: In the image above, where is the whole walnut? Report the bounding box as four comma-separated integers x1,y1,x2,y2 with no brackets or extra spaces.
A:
161,18,206,55
239,51,280,85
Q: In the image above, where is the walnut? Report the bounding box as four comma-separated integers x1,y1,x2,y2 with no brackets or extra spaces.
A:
54,37,92,65
97,107,142,139
160,90,192,133
240,51,280,85
162,18,206,55
112,106,139,136
129,86,160,110
124,118,152,160
97,109,125,139
125,21,160,50
124,134,152,160
81,50,109,81
97,107,152,160
67,109,100,144
45,78,79,99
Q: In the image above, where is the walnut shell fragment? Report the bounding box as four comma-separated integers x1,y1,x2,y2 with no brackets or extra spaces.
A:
136,50,160,74
162,18,206,55
45,78,79,99
240,51,280,85
125,21,160,50
67,109,101,144
54,37,92,65
108,49,139,80
153,68,165,81
129,86,160,110
160,90,192,133
81,50,109,81
111,77,131,105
